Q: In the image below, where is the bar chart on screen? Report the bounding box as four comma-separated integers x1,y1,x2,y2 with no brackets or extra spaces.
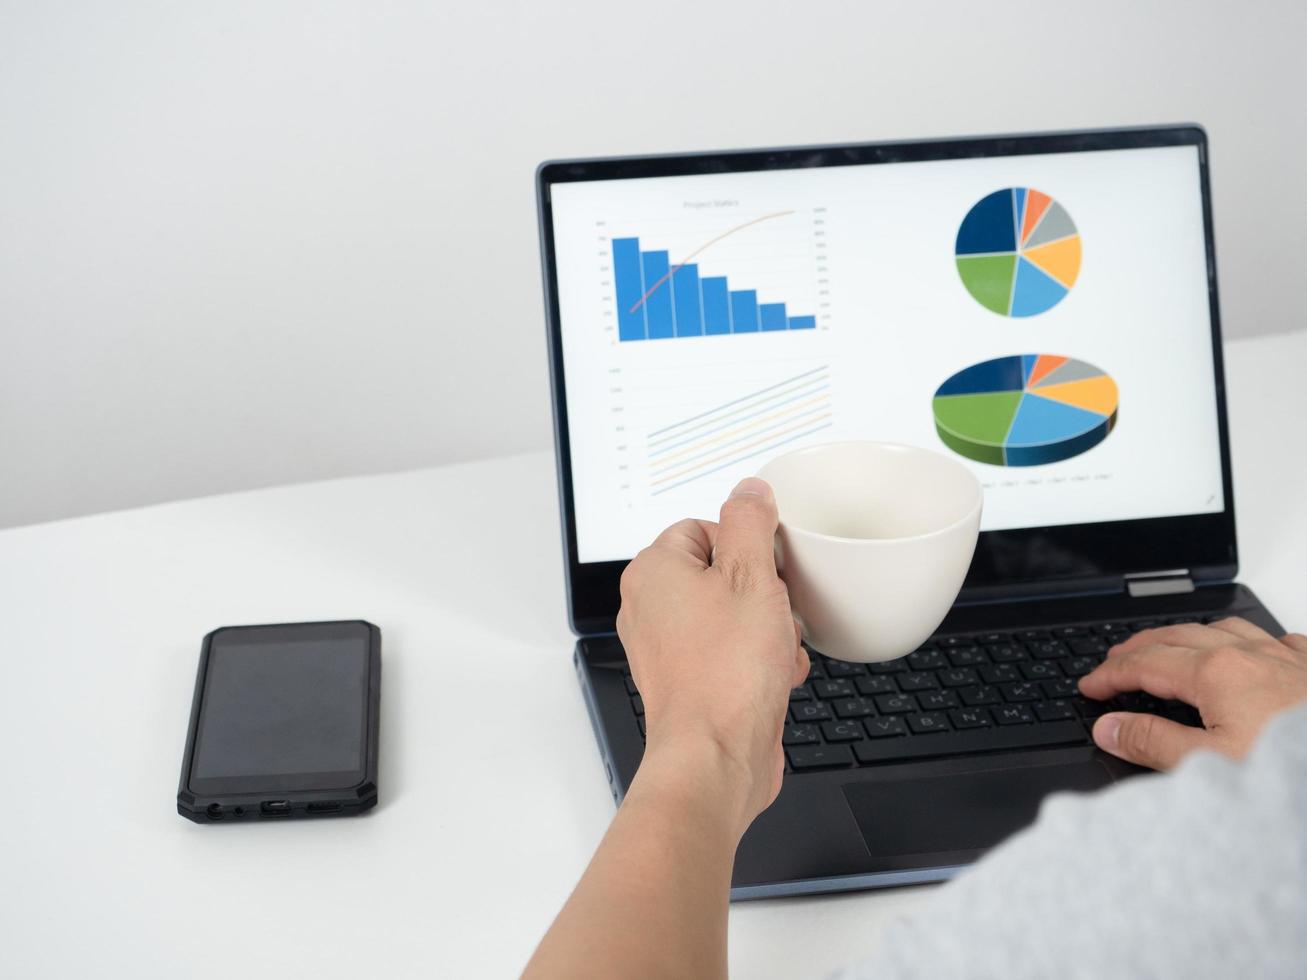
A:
599,207,828,343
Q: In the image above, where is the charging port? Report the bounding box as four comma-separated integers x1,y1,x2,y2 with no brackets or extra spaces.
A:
306,802,342,814
260,800,292,816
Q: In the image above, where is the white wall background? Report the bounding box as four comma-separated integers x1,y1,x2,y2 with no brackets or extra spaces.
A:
2,0,1303,529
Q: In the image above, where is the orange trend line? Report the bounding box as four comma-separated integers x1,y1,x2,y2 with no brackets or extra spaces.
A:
629,211,797,314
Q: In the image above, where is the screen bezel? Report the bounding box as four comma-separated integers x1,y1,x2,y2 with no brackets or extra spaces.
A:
184,621,377,796
536,126,1237,635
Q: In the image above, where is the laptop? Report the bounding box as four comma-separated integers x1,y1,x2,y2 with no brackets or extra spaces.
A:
534,125,1284,899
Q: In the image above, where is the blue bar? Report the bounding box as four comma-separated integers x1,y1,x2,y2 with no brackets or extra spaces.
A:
729,290,759,333
701,277,730,334
788,315,816,330
612,238,646,342
641,250,674,339
760,302,787,332
672,263,703,336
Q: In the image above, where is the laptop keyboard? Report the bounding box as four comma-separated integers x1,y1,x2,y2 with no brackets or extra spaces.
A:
622,615,1209,772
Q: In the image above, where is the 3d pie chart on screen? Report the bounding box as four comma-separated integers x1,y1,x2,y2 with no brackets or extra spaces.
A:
955,188,1082,317
932,354,1118,466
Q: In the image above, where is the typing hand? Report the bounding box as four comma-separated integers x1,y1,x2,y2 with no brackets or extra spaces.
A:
1078,617,1307,770
617,477,808,831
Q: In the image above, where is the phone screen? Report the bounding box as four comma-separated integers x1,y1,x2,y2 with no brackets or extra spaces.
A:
188,622,372,793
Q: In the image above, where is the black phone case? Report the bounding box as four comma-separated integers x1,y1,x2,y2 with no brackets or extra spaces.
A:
177,620,381,823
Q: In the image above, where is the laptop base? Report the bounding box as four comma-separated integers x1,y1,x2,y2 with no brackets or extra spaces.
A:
575,582,1281,899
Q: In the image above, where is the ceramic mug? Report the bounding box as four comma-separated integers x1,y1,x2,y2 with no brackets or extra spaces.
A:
756,441,982,663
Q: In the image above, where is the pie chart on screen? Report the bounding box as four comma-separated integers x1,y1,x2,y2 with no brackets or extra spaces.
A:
955,188,1082,317
932,354,1118,466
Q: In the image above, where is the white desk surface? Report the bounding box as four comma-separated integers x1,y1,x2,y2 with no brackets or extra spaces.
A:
2,329,1304,979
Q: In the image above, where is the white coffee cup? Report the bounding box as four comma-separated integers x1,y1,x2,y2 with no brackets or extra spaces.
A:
756,441,982,663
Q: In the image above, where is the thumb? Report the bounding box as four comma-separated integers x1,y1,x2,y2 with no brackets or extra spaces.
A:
713,478,779,583
1093,711,1212,771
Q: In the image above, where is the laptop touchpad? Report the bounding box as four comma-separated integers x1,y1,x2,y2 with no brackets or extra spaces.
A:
842,761,1114,856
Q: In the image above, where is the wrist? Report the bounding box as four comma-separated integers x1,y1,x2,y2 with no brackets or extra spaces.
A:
632,729,763,840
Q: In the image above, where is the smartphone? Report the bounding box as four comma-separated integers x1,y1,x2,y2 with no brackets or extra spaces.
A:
177,620,380,823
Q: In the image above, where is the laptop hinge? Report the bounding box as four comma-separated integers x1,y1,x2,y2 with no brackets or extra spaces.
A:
1125,569,1196,598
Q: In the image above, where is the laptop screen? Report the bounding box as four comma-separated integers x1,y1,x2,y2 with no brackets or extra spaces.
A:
547,140,1226,566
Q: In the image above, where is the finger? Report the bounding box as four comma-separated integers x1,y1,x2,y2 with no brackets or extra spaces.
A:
713,478,780,583
1114,620,1268,656
1205,616,1277,642
1283,633,1307,655
649,518,719,568
1093,711,1213,771
792,643,811,688
1078,643,1202,703
1110,626,1175,654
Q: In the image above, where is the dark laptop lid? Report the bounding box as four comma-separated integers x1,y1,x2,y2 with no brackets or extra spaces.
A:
537,126,1236,636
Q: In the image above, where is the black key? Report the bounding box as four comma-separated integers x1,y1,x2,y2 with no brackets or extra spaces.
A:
631,695,644,715
805,659,827,679
949,707,992,729
833,697,876,719
864,716,907,738
825,660,865,678
907,648,948,671
875,693,917,714
787,744,853,770
788,684,812,702
1075,696,1110,719
1001,682,1041,703
947,647,988,667
1020,661,1062,681
1034,699,1076,722
624,676,639,695
638,716,646,736
791,701,832,722
907,712,951,734
980,663,1020,684
1064,656,1099,678
855,675,896,696
918,689,960,710
898,671,938,692
995,704,1036,725
940,667,980,688
1115,691,1164,713
1019,629,1051,641
1053,625,1089,637
1042,677,1078,698
960,685,1001,706
1161,701,1203,726
1028,640,1070,659
870,658,908,674
978,632,1011,644
1130,619,1162,631
782,723,821,745
852,719,1087,764
939,636,972,649
986,643,1025,663
1093,622,1128,635
1070,637,1110,655
822,720,866,742
814,678,856,699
